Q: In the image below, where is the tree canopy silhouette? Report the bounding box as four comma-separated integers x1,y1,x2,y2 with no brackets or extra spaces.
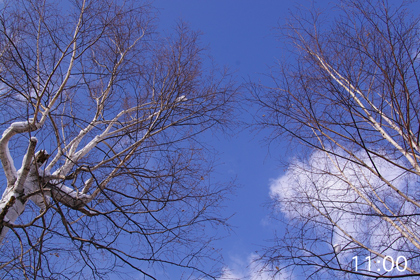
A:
252,0,420,278
0,0,237,278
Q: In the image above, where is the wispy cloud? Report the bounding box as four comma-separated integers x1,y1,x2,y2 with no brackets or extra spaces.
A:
218,253,293,280
269,149,418,261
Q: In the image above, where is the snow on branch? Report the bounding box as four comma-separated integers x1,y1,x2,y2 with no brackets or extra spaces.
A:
15,137,37,193
0,120,39,184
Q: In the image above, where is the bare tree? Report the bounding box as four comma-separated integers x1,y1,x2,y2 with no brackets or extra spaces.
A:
0,0,237,279
252,0,420,279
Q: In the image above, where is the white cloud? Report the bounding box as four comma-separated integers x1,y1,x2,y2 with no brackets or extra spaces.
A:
219,267,243,280
269,149,419,262
218,254,294,280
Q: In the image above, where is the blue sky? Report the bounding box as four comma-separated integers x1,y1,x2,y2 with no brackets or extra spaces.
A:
152,0,330,278
2,1,418,279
